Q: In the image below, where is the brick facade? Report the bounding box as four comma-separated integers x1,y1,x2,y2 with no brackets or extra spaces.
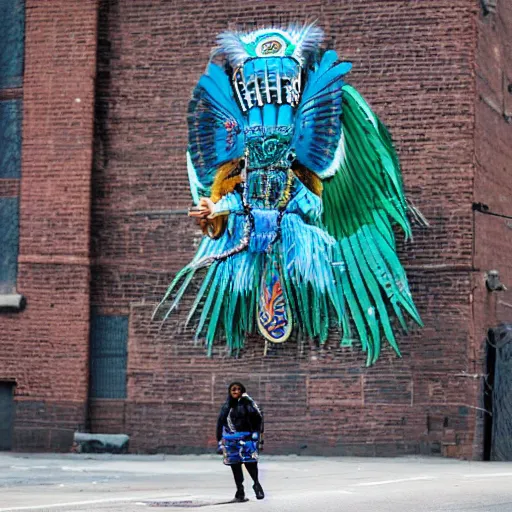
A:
1,0,511,458
471,0,512,457
0,0,98,450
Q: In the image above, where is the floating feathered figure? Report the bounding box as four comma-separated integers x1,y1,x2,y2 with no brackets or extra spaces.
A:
155,24,424,365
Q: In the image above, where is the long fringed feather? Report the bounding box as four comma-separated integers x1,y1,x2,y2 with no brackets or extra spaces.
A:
293,50,351,176
322,85,422,365
187,64,244,185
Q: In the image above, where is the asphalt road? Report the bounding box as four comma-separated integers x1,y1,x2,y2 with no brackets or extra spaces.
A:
1,453,512,512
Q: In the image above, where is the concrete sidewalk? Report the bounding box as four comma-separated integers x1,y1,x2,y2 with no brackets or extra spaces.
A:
0,453,512,511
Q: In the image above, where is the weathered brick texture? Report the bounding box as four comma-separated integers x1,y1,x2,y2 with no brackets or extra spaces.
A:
471,1,512,457
0,0,98,450
88,0,491,458
1,0,511,458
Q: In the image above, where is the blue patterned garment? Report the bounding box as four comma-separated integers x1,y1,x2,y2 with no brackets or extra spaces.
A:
222,430,259,465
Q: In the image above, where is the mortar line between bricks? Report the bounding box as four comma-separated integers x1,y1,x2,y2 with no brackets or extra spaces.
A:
133,209,189,216
89,262,479,272
403,264,477,272
18,255,90,266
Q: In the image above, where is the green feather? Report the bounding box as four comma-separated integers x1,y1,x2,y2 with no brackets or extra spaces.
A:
185,264,216,326
196,266,222,340
318,83,423,364
153,266,192,320
206,273,229,351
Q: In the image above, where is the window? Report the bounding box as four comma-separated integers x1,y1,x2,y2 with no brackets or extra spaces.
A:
0,196,19,288
89,312,128,399
0,381,15,451
0,0,24,295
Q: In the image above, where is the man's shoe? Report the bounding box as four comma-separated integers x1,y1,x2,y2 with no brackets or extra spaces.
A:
234,485,246,502
253,482,264,500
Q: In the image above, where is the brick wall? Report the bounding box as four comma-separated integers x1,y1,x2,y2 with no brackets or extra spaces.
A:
2,0,508,457
0,0,98,451
90,0,487,458
471,1,512,457
473,2,512,331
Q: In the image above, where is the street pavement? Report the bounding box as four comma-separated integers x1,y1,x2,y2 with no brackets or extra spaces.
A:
0,453,512,511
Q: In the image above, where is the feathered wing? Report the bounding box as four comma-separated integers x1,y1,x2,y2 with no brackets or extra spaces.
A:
154,63,247,345
320,84,423,365
292,50,351,177
187,63,245,203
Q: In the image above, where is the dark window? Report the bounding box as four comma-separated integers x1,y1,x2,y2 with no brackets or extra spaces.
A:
0,0,25,89
0,100,22,179
0,197,19,292
89,313,128,399
0,382,15,451
0,0,24,292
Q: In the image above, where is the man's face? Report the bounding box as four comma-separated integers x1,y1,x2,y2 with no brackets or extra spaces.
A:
230,385,242,399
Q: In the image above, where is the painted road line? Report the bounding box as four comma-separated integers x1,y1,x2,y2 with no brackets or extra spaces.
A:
0,494,191,512
353,476,437,486
463,473,512,478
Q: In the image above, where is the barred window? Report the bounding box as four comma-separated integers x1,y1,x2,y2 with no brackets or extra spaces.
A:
0,0,25,293
89,312,128,399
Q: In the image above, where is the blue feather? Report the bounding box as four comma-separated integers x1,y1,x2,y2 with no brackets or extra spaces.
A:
293,51,351,174
188,64,245,188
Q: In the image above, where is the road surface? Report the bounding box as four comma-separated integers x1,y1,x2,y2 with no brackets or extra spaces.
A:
1,453,512,511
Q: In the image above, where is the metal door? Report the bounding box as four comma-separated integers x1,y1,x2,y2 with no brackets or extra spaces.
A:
487,325,512,461
0,382,14,450
89,313,128,399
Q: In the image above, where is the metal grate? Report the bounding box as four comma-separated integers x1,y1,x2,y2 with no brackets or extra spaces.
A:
0,0,25,89
146,500,243,508
89,313,128,399
491,325,512,461
0,197,19,290
0,100,22,178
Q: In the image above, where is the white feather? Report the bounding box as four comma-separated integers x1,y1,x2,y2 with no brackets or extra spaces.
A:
316,130,346,179
216,32,251,68
187,151,203,204
217,23,324,67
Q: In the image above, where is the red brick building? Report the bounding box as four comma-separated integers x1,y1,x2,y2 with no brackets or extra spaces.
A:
0,0,511,458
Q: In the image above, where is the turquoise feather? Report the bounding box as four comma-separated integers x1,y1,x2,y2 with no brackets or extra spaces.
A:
321,84,423,364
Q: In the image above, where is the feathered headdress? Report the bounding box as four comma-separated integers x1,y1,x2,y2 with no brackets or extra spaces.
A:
216,23,324,68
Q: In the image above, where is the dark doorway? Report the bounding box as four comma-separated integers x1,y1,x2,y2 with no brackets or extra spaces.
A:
484,325,512,461
0,382,15,451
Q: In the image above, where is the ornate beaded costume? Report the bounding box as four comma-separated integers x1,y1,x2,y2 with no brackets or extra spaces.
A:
155,24,424,365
